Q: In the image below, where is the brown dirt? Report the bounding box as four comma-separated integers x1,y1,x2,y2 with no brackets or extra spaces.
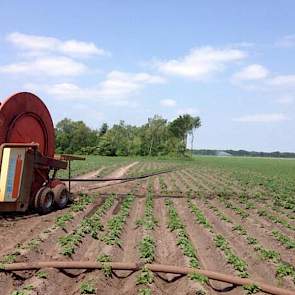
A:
1,165,294,295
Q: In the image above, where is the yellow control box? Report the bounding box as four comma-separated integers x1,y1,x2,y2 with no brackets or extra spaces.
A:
0,148,26,202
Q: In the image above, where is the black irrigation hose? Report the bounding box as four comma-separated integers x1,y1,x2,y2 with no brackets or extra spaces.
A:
60,169,177,183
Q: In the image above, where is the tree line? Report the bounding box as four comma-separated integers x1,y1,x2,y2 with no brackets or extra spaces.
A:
55,114,201,156
193,149,295,158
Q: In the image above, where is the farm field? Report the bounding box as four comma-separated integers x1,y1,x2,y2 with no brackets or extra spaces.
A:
0,156,295,295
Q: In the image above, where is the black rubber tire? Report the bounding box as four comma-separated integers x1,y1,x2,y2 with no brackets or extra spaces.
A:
53,184,69,209
34,187,54,214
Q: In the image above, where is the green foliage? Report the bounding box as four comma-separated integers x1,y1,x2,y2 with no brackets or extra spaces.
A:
70,194,93,212
55,213,73,229
165,199,200,268
189,272,209,284
214,235,248,278
136,267,154,285
232,225,247,236
97,254,111,263
101,195,134,246
55,114,201,156
139,236,156,263
80,280,96,294
55,118,98,154
259,248,280,262
138,288,152,295
243,284,260,294
187,199,212,229
59,195,115,256
2,250,20,264
11,285,34,295
136,192,157,230
276,262,295,282
97,254,112,277
246,236,258,245
272,230,295,249
36,270,48,279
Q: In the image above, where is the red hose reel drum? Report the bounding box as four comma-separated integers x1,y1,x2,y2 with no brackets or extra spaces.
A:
0,92,55,157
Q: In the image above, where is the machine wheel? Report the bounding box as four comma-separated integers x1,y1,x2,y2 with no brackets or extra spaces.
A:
34,187,54,214
53,184,69,209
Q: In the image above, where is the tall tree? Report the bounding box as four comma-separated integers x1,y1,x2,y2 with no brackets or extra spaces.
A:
169,114,201,150
189,116,201,154
99,123,108,137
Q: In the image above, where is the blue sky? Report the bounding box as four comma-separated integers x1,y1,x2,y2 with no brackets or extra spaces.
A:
1,1,295,152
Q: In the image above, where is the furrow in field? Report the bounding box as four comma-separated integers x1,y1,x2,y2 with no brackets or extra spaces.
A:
173,197,244,295
191,198,291,288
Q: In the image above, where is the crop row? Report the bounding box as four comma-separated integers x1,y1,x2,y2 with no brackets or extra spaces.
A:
58,194,116,256
205,201,295,284
187,199,249,278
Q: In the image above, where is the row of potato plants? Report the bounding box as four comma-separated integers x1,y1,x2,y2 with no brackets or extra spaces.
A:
100,194,135,246
79,189,139,294
136,181,156,295
205,201,295,284
203,168,295,224
187,199,249,279
58,194,116,256
165,199,209,287
190,169,295,234
178,170,281,234
0,193,96,264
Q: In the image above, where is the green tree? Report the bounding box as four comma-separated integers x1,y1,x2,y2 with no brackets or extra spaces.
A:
169,114,201,152
55,118,98,154
99,123,108,137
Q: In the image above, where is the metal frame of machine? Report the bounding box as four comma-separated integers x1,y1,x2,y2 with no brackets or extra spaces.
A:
0,143,68,213
0,92,74,214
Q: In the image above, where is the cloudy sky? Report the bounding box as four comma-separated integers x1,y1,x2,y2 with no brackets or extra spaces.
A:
0,1,295,152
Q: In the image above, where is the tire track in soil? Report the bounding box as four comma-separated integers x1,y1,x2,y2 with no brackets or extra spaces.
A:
173,198,243,295
192,199,286,289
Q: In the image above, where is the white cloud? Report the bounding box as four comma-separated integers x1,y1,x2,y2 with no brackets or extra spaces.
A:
232,64,269,81
276,95,294,105
0,56,87,76
275,35,295,48
99,71,165,98
160,99,176,107
267,75,295,87
24,71,165,105
233,113,289,123
6,32,108,57
156,46,247,80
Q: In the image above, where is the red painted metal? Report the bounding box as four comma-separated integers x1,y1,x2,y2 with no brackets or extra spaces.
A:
0,92,55,157
0,93,68,212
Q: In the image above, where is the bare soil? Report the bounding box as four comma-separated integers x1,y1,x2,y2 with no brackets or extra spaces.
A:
0,164,294,295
